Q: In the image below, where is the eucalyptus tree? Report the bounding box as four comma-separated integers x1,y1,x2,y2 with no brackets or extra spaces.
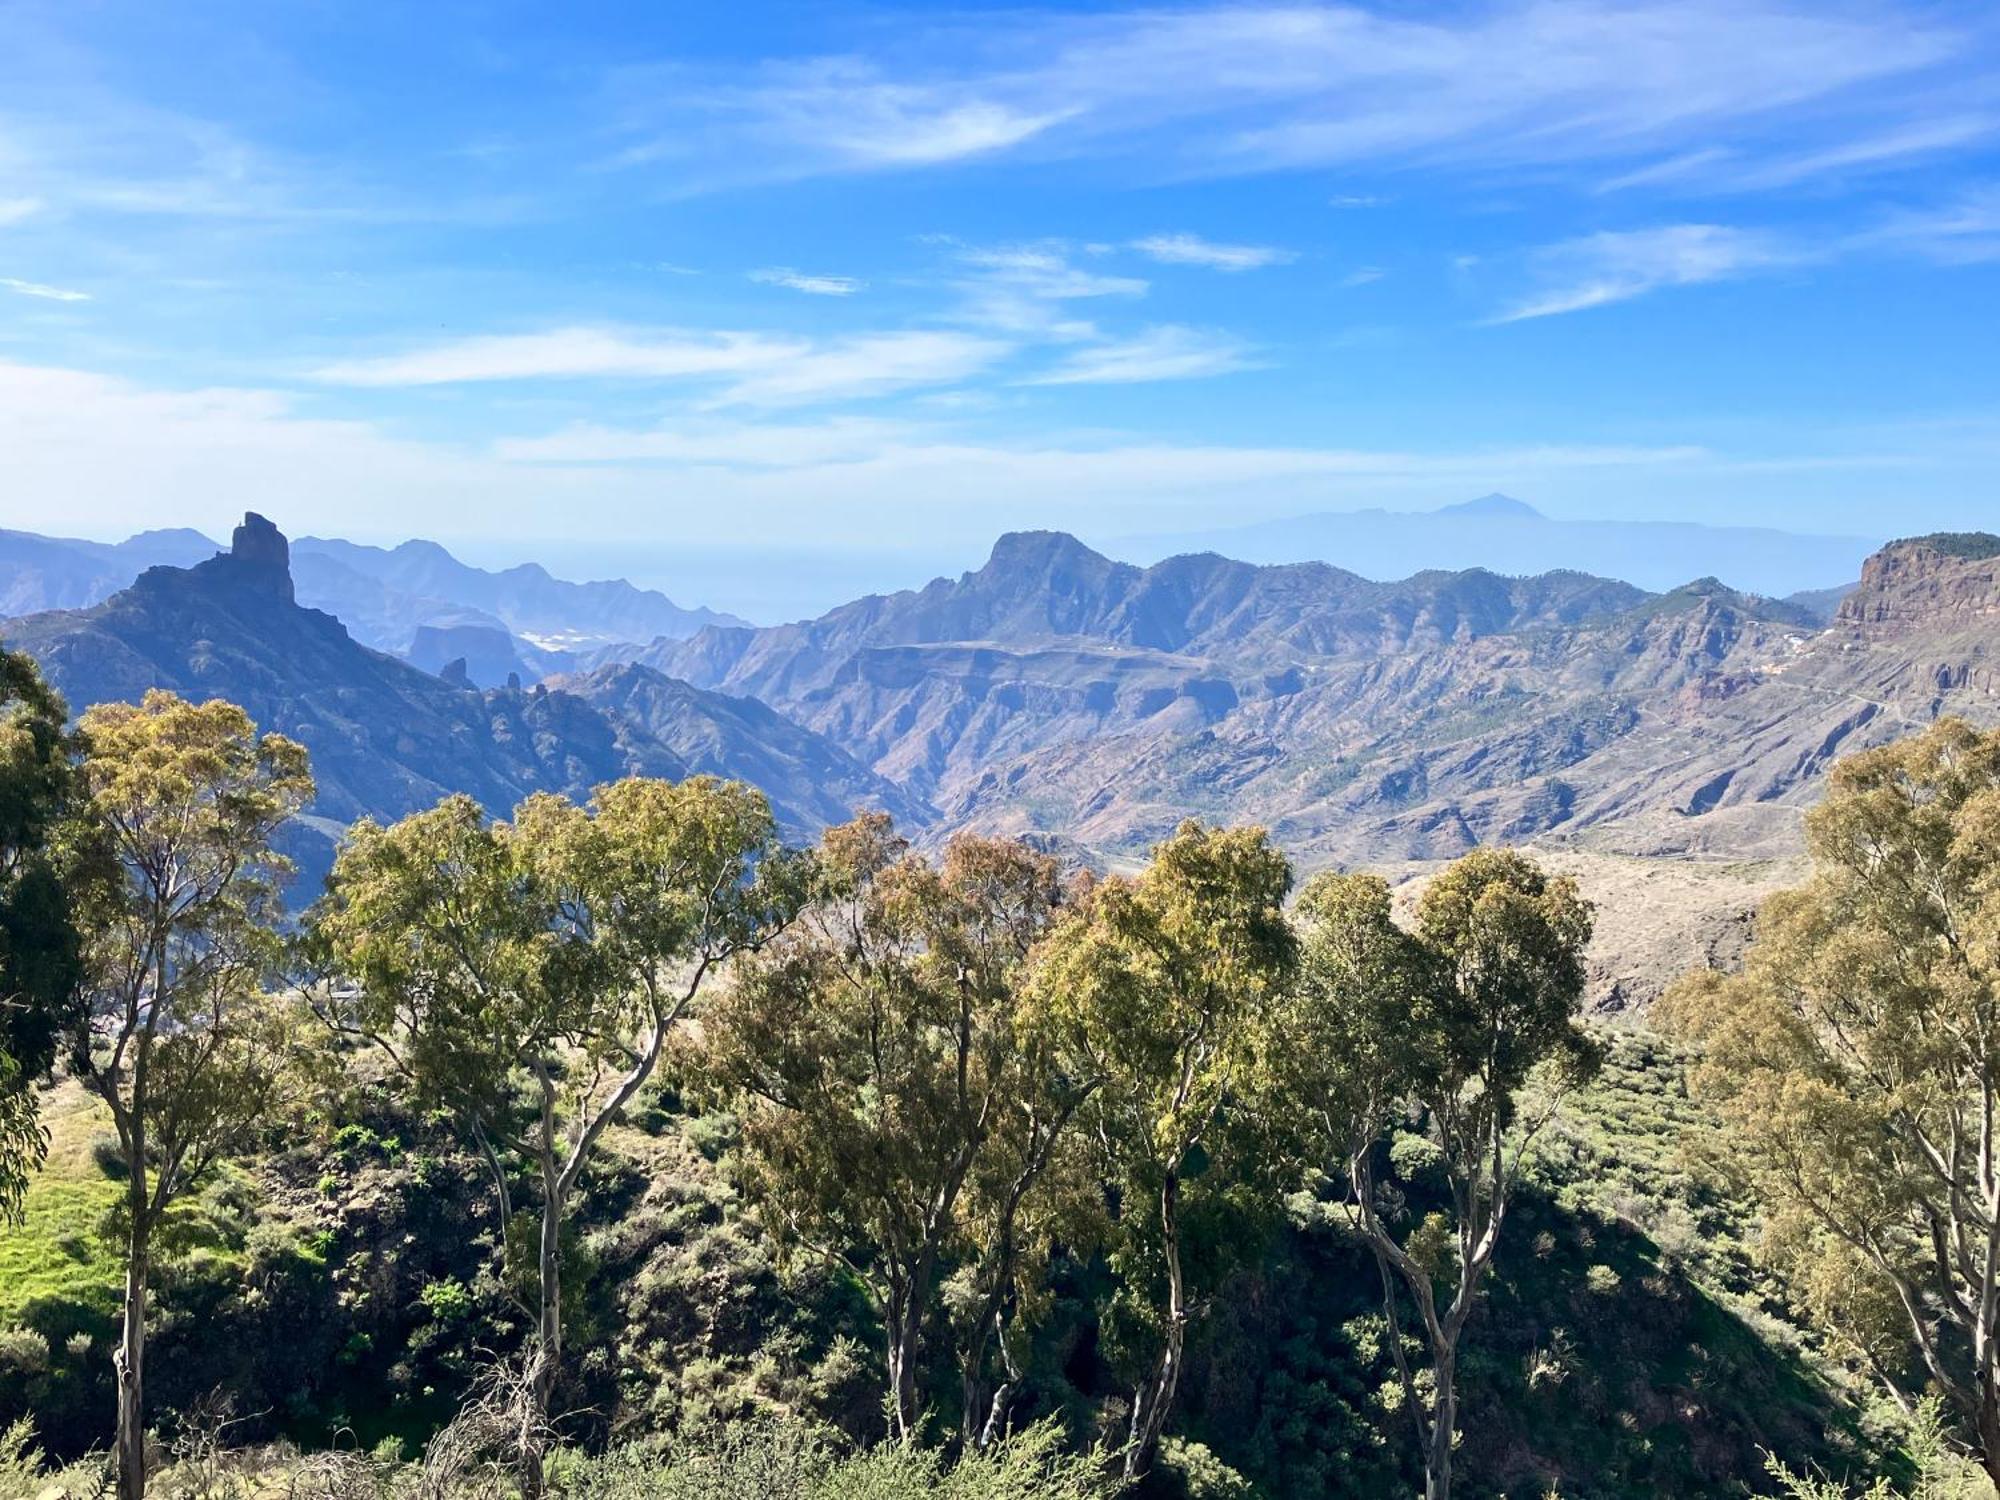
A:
1663,719,2000,1482
702,816,1081,1445
66,691,313,1500
310,776,799,1493
1269,851,1596,1500
1029,820,1295,1481
0,648,84,1223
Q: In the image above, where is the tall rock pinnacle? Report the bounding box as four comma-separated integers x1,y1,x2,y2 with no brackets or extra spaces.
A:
227,512,295,603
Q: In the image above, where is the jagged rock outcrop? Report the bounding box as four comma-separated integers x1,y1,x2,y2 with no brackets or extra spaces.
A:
1834,532,2000,635
0,516,916,891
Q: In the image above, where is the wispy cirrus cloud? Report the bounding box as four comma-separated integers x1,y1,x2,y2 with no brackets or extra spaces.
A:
1021,325,1256,385
943,239,1148,340
1,275,90,302
1131,233,1294,271
312,328,798,386
749,266,864,296
311,325,1011,407
604,2,1976,192
1490,225,1797,322
1868,184,2000,264
1601,115,1998,194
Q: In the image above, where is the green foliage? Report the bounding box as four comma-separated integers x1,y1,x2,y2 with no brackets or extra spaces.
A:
63,689,313,1498
1031,819,1295,1475
554,1417,1108,1500
311,774,802,1485
1266,851,1598,1497
1764,1400,1994,1500
0,648,84,1221
420,1278,475,1325
1901,532,2000,562
1662,718,2000,1472
1153,1438,1263,1499
702,816,1081,1442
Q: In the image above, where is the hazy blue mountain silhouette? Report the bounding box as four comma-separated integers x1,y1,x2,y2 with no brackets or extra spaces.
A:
1112,494,1876,597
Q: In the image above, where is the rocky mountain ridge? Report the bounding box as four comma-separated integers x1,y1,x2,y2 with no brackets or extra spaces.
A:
0,524,742,672
619,530,1997,872
0,517,904,884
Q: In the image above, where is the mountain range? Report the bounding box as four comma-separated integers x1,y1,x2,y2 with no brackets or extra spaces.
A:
0,516,915,885
0,525,743,683
623,526,1994,873
3,509,1995,1009
1114,493,1877,599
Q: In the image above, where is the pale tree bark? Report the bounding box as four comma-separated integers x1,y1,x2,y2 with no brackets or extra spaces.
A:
1123,1171,1186,1482
1348,1097,1544,1500
957,1089,1090,1449
113,1159,149,1500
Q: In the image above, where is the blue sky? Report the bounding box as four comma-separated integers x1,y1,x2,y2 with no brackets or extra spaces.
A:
2,0,1997,615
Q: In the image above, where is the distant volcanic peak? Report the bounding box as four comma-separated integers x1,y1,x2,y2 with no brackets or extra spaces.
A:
1437,493,1544,520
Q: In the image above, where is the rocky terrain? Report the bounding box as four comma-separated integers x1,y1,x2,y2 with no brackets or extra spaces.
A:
292,534,744,653
0,526,218,615
0,524,742,673
0,517,907,883
629,529,1995,873
6,512,1994,1010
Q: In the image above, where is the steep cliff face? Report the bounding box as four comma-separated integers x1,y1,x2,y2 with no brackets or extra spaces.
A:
1835,533,2000,635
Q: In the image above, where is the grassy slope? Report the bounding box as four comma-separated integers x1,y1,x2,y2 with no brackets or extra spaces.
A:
0,1085,121,1325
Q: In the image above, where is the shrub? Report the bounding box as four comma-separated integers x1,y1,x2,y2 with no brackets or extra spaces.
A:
552,1417,1108,1500
1155,1437,1263,1499
0,1333,47,1377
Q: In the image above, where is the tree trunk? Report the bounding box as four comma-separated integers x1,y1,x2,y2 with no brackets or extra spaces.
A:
1425,1345,1456,1500
1977,1375,2000,1493
960,1268,1007,1449
521,1193,563,1500
885,1286,922,1444
113,1201,149,1500
960,1335,989,1451
964,1299,1025,1451
1123,1172,1184,1482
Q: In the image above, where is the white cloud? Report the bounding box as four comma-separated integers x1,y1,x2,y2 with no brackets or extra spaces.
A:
1867,185,2000,265
1131,233,1294,271
608,2,1968,190
945,240,1148,340
312,328,795,386
1339,267,1385,287
749,267,864,296
1491,225,1795,322
1602,117,1997,194
0,198,44,226
495,416,913,465
715,331,1010,407
310,325,1010,406
1022,325,1256,385
7,357,1981,572
0,276,89,302
955,243,1147,299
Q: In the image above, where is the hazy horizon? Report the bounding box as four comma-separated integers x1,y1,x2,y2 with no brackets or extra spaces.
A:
3,0,1997,574
8,490,1888,624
